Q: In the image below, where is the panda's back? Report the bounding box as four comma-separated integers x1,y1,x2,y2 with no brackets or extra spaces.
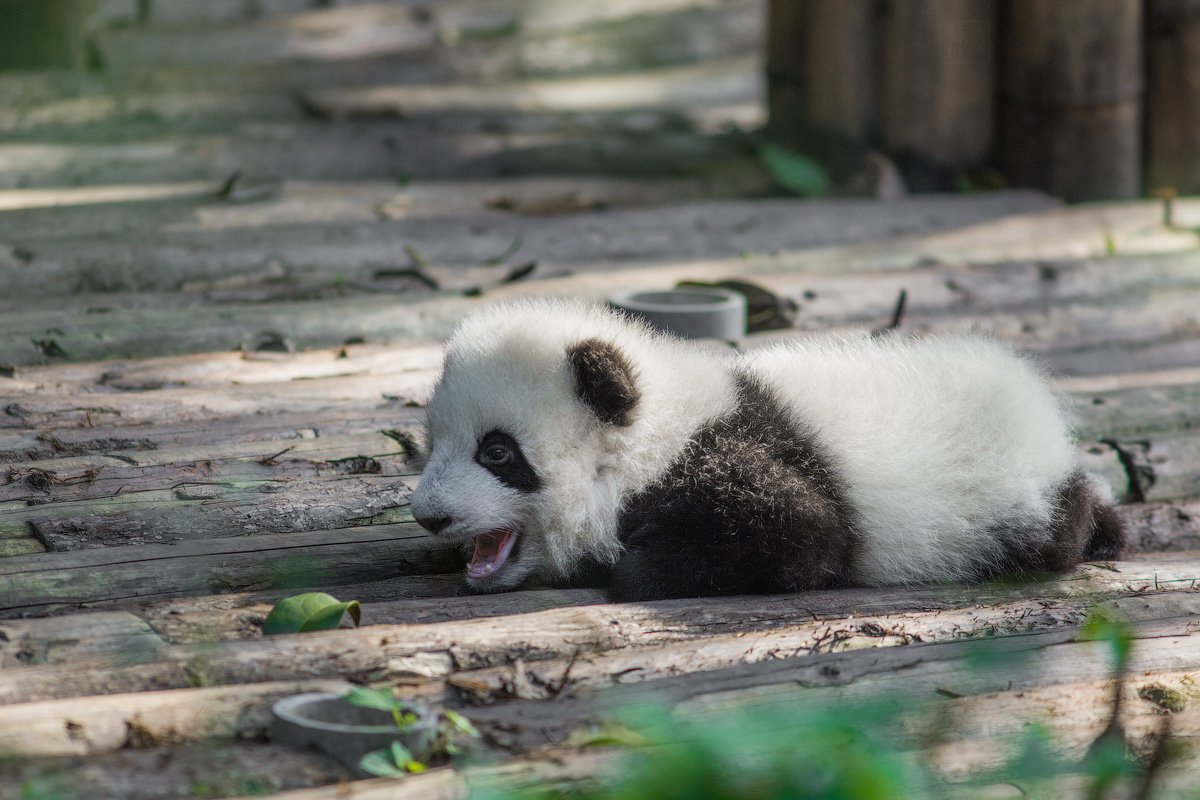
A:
743,333,1078,585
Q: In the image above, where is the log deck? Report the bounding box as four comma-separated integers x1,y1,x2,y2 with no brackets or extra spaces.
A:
3,2,1200,798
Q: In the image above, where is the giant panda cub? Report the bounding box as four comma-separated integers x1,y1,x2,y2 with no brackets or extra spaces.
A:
411,298,1125,601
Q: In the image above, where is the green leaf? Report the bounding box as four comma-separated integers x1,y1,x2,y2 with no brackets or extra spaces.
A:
262,593,361,636
343,687,402,713
444,710,480,738
759,143,830,197
358,749,406,778
1080,612,1134,672
390,741,426,773
297,600,361,633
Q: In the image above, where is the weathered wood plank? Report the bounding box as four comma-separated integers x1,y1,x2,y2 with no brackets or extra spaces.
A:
446,591,1200,702
0,679,352,757
0,523,457,617
464,617,1200,753
3,558,1199,704
1,738,350,798
0,182,217,212
1,430,415,496
0,426,422,549
0,193,1059,302
218,751,609,800
0,611,166,668
0,408,424,465
0,175,772,239
4,348,1198,451
0,123,751,191
301,57,760,118
98,5,438,68
1068,377,1200,439
6,227,1200,372
145,587,604,645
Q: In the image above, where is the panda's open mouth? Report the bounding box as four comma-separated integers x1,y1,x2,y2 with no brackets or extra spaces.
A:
467,528,518,579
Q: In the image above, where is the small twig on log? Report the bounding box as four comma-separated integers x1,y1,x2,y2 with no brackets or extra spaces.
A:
480,234,523,266
871,288,908,337
214,171,241,200
549,650,581,699
501,262,538,285
259,446,296,466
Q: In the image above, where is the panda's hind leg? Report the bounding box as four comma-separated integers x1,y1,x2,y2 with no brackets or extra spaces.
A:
1080,479,1127,561
988,472,1127,577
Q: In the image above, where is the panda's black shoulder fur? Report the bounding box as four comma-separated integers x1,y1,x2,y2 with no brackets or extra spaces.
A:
605,372,860,601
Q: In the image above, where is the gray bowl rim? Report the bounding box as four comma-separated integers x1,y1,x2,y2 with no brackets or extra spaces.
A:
609,287,745,313
272,691,436,736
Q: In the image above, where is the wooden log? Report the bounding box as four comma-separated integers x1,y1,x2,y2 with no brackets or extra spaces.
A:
922,669,1200,778
0,175,771,232
1066,377,1200,440
0,523,458,617
305,58,761,119
11,251,1200,375
5,345,1199,452
0,0,90,70
0,123,749,192
1001,0,1143,201
3,558,1200,704
1146,0,1200,196
447,591,1200,703
8,430,1189,554
96,509,1200,646
0,679,351,757
0,374,430,433
220,751,611,800
766,0,876,146
129,573,472,645
145,587,604,645
0,407,425,465
0,192,1062,305
0,182,217,212
464,617,1200,752
94,4,438,68
878,0,997,181
0,610,165,668
0,431,417,505
12,475,417,551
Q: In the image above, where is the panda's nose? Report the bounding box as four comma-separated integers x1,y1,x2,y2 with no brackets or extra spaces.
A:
416,515,453,534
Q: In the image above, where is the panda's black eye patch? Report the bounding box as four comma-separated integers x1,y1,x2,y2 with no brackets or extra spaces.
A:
476,430,541,493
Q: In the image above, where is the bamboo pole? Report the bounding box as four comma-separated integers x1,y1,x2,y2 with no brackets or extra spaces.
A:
878,0,998,184
766,0,878,147
0,0,91,70
1001,0,1143,201
1146,0,1200,196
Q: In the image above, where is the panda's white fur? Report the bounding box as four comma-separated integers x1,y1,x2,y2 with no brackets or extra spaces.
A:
411,297,1123,598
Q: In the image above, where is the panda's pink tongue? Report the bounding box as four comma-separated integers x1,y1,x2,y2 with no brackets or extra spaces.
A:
468,530,516,578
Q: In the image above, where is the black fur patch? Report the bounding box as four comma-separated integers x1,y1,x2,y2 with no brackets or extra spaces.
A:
567,339,640,426
974,471,1127,579
475,430,541,493
608,373,859,601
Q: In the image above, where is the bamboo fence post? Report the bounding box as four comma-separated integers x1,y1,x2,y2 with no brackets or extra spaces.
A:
766,0,878,151
0,0,92,70
1001,0,1143,201
1146,0,1200,196
877,0,997,186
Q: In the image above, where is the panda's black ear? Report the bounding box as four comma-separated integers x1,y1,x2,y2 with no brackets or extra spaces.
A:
567,338,640,426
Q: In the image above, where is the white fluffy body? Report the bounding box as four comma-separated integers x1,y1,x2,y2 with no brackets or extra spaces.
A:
412,298,1084,591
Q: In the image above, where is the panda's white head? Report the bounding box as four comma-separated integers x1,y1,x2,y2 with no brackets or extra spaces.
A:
410,299,650,591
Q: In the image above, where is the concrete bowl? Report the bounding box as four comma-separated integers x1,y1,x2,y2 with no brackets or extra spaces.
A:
271,692,438,778
609,287,747,339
